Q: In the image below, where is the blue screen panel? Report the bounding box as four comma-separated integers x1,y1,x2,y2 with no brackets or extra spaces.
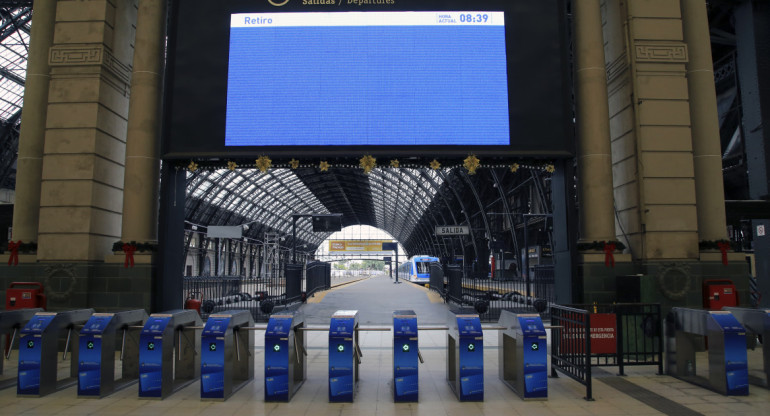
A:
225,12,509,147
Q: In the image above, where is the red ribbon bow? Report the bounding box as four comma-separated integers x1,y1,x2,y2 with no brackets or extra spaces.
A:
7,240,20,266
717,242,730,266
122,244,137,268
603,242,616,268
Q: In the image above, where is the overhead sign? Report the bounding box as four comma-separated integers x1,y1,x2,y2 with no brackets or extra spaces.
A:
207,226,242,239
435,226,470,236
329,240,394,252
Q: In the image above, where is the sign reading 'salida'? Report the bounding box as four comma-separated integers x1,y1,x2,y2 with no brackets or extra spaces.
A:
435,226,469,236
268,0,396,6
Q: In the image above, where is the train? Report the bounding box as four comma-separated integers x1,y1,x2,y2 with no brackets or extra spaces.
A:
397,256,440,284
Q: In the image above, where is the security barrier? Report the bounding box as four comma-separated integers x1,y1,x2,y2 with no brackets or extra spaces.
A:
393,310,420,402
264,310,306,402
328,310,360,402
498,311,547,400
665,308,749,396
17,309,94,397
0,308,43,390
200,310,254,400
550,305,592,400
77,310,148,398
446,308,483,401
138,310,202,399
724,307,770,388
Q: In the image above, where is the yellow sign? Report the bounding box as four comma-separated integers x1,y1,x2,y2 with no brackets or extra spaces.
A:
328,240,393,252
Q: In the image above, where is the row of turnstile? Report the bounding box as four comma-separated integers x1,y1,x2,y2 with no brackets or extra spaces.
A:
0,307,548,402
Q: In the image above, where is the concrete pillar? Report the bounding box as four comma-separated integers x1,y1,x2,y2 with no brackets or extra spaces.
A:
37,0,135,261
121,0,166,243
574,0,616,243
680,0,728,242
11,0,57,245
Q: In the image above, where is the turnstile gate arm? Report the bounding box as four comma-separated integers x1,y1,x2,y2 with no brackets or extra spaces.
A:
5,327,17,360
62,327,73,360
120,328,127,361
418,349,424,364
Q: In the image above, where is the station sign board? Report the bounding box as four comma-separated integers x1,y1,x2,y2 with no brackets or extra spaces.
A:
435,226,470,236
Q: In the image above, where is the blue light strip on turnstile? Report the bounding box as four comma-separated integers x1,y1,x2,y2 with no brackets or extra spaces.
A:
77,314,115,396
17,313,56,395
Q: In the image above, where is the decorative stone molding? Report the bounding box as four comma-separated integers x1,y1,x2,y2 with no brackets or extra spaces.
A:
49,45,131,84
634,42,688,63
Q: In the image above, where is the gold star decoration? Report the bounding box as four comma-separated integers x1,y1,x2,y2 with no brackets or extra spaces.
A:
430,159,441,170
545,164,555,173
187,160,198,172
227,161,237,171
390,159,400,168
359,155,376,174
319,160,330,172
510,163,520,173
255,155,272,173
289,159,299,169
463,154,480,175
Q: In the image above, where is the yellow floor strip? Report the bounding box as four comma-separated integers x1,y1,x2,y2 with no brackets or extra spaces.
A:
409,281,444,303
306,277,370,304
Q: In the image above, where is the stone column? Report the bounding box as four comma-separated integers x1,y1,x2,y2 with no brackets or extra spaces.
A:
574,0,616,243
11,0,57,246
121,0,166,244
680,0,728,242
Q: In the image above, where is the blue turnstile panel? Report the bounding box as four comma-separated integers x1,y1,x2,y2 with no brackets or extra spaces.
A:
200,316,232,399
77,314,115,396
329,311,357,402
138,316,172,397
265,315,293,401
457,315,483,401
518,315,547,398
393,310,418,402
708,313,749,395
17,313,57,395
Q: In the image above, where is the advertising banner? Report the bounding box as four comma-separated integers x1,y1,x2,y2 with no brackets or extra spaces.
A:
328,240,394,252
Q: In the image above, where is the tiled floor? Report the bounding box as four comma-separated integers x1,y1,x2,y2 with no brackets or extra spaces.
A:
1,277,768,415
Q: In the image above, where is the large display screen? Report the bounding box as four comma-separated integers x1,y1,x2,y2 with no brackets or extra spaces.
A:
163,0,571,159
226,12,509,147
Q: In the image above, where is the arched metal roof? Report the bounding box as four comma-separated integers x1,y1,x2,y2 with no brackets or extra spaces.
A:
184,165,555,261
0,4,30,189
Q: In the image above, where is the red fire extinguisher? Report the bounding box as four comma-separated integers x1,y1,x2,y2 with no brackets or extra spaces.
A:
184,292,202,314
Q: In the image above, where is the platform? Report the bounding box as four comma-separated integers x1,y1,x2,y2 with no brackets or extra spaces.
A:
1,276,768,415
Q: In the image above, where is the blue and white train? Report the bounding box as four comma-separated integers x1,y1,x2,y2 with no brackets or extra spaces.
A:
398,256,440,284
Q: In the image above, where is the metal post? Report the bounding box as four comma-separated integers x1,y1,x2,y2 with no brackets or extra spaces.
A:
523,215,531,302
292,215,297,264
394,247,399,284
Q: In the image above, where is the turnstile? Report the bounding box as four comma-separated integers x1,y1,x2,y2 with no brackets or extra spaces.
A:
666,308,749,395
447,308,483,401
393,309,419,402
17,309,94,397
0,308,43,390
328,310,359,402
77,309,148,398
200,310,254,401
265,310,306,402
138,309,202,399
724,307,770,388
499,311,547,400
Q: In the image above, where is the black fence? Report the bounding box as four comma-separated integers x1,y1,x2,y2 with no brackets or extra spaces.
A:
183,261,331,322
549,303,664,401
550,304,593,400
572,303,663,375
428,264,555,322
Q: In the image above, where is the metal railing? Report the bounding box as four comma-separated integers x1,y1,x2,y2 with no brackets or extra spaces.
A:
573,303,663,375
183,261,331,322
429,264,555,321
550,304,592,401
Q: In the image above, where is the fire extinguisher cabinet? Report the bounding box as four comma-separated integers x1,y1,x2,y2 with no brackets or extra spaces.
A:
5,282,47,310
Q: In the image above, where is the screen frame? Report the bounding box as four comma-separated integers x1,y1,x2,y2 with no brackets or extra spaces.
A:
162,0,573,160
